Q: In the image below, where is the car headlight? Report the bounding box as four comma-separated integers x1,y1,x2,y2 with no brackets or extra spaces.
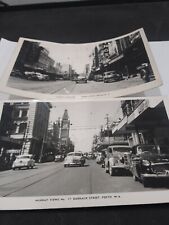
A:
142,160,150,166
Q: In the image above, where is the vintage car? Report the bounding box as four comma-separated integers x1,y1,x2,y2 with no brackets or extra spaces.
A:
75,76,87,84
104,145,132,176
103,71,123,83
55,154,64,162
94,74,103,82
64,152,85,167
12,154,35,170
131,145,169,187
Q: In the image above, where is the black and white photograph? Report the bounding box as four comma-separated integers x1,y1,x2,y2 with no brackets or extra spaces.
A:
1,28,162,99
0,97,169,209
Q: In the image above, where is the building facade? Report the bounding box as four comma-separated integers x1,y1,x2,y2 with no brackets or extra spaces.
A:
0,102,52,163
13,40,56,75
112,99,169,151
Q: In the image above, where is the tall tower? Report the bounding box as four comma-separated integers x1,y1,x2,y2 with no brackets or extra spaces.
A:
60,109,70,151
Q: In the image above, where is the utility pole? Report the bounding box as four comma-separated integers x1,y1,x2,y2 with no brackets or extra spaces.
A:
105,114,110,145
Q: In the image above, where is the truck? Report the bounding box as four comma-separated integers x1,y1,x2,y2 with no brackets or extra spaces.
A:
104,145,132,176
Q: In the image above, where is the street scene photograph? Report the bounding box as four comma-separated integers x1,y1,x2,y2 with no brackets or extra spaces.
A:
2,29,161,99
0,97,169,201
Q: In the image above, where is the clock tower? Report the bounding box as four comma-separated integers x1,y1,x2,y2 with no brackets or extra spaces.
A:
60,109,70,147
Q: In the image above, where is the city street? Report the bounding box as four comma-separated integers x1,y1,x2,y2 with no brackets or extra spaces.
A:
8,76,145,95
0,160,165,197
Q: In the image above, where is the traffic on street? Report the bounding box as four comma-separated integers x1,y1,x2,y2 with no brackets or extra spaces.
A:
0,98,169,199
8,76,145,95
0,158,163,197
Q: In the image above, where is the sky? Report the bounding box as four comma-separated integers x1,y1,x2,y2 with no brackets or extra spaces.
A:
49,101,122,153
40,42,96,74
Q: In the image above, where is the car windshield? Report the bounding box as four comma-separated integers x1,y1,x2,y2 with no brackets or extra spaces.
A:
138,145,158,154
113,147,132,152
17,155,31,159
68,152,82,157
105,71,115,75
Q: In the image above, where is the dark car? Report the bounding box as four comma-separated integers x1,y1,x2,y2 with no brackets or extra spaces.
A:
131,145,169,187
55,154,64,162
94,74,103,82
11,69,23,78
103,71,123,83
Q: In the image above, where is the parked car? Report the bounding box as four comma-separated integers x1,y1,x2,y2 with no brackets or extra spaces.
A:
103,71,123,83
11,69,23,78
64,152,86,167
131,144,169,187
12,154,35,170
24,71,36,80
94,74,103,82
43,74,50,81
35,72,45,81
76,76,87,84
55,154,64,162
105,145,132,176
86,152,94,160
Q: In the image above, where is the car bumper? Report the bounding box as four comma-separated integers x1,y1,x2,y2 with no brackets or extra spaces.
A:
64,162,82,166
142,173,169,179
12,164,28,168
111,165,129,169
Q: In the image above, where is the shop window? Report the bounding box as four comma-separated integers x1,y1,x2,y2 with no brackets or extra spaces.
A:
19,123,27,134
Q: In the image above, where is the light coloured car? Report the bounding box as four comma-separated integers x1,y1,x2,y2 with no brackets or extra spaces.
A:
103,71,123,83
105,145,132,176
12,154,35,170
64,152,85,167
75,76,87,84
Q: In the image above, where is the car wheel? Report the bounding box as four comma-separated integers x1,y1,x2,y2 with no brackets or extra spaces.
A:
133,175,139,181
105,166,109,173
142,178,150,187
12,168,15,170
109,166,114,176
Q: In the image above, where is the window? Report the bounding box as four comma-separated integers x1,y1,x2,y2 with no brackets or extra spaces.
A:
22,110,28,117
19,123,27,134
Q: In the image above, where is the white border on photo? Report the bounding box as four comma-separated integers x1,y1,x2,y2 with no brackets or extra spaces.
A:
0,96,169,210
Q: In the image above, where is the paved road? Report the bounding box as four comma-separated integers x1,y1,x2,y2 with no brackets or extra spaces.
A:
8,77,145,95
0,160,165,197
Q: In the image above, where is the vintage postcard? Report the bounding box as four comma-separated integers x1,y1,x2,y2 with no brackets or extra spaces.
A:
0,96,169,209
0,28,162,100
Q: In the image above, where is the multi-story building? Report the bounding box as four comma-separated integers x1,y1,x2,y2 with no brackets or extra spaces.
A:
112,99,169,150
13,40,56,75
0,102,52,162
36,47,55,71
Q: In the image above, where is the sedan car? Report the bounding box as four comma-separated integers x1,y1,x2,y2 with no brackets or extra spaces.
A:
75,76,87,84
12,154,35,170
55,154,64,162
103,71,123,83
64,152,85,167
131,145,169,187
